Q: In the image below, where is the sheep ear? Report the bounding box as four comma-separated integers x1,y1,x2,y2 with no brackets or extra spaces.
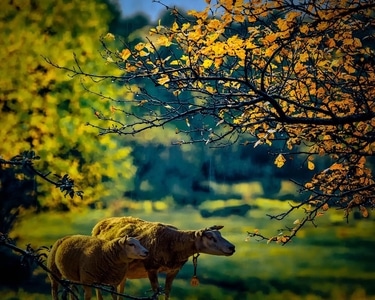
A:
208,225,224,230
119,235,127,244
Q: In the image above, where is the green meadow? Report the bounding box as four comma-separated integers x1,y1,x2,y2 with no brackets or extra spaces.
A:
2,198,375,300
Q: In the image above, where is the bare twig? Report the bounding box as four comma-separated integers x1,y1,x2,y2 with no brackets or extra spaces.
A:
0,151,83,199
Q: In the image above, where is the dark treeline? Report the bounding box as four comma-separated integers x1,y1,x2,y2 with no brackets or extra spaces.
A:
127,140,317,205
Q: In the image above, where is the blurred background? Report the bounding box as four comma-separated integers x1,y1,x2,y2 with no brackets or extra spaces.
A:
1,1,374,299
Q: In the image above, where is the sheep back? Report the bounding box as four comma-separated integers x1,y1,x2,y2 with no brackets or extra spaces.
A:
92,217,197,275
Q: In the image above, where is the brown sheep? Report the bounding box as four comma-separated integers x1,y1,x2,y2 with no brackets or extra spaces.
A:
92,216,235,300
47,234,148,300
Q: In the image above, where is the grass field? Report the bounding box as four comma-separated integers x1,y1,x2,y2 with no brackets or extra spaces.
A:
2,200,375,300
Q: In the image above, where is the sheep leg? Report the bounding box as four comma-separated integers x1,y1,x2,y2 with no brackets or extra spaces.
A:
147,270,160,294
69,284,77,300
111,291,118,300
95,288,104,300
83,286,92,300
164,270,179,300
48,268,63,300
115,275,127,300
50,279,59,300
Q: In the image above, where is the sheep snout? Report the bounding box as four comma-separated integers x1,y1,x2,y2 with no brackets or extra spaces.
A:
198,230,236,256
124,237,149,259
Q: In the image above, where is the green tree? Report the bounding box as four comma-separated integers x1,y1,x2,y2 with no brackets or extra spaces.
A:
0,0,136,211
50,0,375,242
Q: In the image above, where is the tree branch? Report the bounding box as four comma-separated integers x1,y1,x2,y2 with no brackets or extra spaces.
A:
0,151,83,199
0,233,160,300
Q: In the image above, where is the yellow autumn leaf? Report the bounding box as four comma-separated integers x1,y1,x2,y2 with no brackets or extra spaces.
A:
157,74,170,86
181,23,191,32
358,156,366,166
360,205,369,218
300,24,309,34
330,57,342,68
171,21,179,31
170,60,180,65
265,44,279,57
214,57,223,68
125,64,137,72
344,64,356,74
353,37,362,48
104,32,115,40
330,163,342,170
264,33,277,43
139,50,149,57
207,19,222,30
233,12,245,22
156,35,172,47
280,236,289,243
211,42,227,56
135,42,145,51
205,86,215,94
343,38,354,46
326,38,336,48
275,19,288,31
120,48,131,61
286,11,301,22
299,52,309,62
245,39,256,49
274,154,286,168
202,59,213,69
307,160,315,170
316,22,329,31
227,35,244,48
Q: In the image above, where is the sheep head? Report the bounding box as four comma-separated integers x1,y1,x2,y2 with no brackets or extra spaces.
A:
194,227,235,256
118,236,149,259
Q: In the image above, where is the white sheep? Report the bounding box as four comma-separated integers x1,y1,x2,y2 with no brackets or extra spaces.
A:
92,216,235,300
47,234,148,300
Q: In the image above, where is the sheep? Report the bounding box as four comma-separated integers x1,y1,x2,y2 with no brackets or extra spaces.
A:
47,234,149,300
92,216,235,300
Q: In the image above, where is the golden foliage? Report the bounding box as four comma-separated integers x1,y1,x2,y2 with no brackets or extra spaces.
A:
183,2,372,212
0,1,136,209
66,0,375,225
120,48,131,61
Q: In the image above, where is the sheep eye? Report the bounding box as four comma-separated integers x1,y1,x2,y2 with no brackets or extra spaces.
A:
128,243,135,247
207,235,216,242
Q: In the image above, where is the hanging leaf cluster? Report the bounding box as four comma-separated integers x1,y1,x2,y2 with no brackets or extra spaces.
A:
53,0,375,238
